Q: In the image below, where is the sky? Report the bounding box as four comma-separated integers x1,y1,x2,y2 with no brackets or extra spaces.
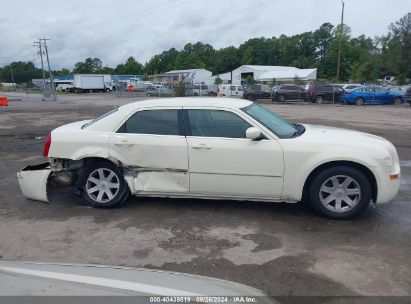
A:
0,0,409,69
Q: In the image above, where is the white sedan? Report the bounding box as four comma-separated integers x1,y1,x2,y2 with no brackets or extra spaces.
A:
17,98,400,219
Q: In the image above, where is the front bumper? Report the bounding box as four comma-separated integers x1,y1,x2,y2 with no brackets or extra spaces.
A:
17,162,51,203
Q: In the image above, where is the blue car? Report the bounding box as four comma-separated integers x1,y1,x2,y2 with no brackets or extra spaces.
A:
340,86,403,106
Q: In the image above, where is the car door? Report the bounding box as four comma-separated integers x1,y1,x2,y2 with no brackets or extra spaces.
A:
108,107,189,194
298,86,307,100
290,86,300,100
184,107,284,198
374,87,391,104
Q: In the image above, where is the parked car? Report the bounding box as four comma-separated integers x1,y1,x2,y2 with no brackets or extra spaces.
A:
272,84,307,102
18,98,400,219
402,86,411,106
218,84,244,97
243,84,271,100
191,84,209,96
56,83,74,93
146,86,173,97
306,84,344,103
340,86,404,105
340,84,362,90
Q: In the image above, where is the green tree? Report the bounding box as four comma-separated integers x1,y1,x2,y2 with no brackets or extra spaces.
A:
0,61,42,83
214,75,223,85
245,75,256,85
115,57,144,75
387,12,411,82
73,57,102,73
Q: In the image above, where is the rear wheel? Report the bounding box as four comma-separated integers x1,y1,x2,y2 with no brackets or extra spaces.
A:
80,161,129,208
393,97,401,105
315,95,324,103
248,94,255,101
308,166,372,219
355,97,365,106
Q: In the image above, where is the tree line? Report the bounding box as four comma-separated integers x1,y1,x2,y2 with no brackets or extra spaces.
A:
1,12,410,84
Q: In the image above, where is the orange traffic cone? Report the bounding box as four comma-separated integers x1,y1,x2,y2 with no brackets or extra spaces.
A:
0,96,8,106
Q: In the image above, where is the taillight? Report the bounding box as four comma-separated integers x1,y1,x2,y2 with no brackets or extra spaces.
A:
43,133,51,157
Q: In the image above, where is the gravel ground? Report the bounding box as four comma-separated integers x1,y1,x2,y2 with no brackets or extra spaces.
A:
0,92,410,301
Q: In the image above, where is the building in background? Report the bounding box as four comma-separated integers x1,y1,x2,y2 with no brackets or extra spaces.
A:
149,69,212,85
212,65,317,85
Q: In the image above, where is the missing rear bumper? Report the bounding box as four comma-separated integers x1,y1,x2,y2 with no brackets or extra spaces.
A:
17,162,51,203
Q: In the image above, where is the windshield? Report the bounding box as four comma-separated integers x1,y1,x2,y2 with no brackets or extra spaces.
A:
242,104,298,138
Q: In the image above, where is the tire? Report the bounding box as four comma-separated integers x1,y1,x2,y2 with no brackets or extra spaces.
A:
393,97,401,105
106,88,110,93
355,97,364,106
147,93,151,97
79,161,129,208
308,166,372,219
248,94,255,101
277,94,286,103
315,95,324,103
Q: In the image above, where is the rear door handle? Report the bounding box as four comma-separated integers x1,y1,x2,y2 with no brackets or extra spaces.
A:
192,144,211,150
114,140,135,147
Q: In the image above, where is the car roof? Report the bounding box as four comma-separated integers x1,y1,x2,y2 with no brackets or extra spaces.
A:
120,97,253,110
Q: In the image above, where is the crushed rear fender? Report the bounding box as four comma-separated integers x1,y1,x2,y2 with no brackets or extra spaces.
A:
17,162,51,203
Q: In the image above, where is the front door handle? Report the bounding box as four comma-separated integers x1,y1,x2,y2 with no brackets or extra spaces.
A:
192,144,211,150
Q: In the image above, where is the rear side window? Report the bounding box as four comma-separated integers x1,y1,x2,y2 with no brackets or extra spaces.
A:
186,109,251,138
118,109,181,135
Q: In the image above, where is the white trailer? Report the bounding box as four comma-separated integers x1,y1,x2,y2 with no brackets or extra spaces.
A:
73,74,112,93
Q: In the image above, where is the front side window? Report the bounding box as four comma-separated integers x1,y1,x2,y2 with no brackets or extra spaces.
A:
242,104,297,139
187,109,252,138
118,109,181,135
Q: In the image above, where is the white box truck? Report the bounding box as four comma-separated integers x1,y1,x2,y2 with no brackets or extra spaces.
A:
73,74,113,93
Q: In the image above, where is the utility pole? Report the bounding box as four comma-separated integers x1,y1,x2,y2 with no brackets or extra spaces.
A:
336,0,345,81
41,37,56,100
9,64,14,84
34,40,47,91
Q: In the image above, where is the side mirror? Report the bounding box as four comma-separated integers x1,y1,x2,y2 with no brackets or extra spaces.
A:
246,127,263,141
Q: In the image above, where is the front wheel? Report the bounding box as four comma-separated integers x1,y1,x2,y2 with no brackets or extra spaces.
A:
80,161,129,208
308,166,372,219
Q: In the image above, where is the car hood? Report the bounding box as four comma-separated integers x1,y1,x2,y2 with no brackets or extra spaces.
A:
0,261,276,301
299,124,397,158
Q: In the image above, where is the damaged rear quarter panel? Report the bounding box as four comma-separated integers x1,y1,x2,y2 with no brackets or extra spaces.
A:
48,131,111,160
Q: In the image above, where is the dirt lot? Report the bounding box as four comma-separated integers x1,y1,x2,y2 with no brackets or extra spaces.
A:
0,92,411,300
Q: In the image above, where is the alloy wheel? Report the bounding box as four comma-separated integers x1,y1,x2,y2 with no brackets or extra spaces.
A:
319,175,361,213
86,168,120,203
